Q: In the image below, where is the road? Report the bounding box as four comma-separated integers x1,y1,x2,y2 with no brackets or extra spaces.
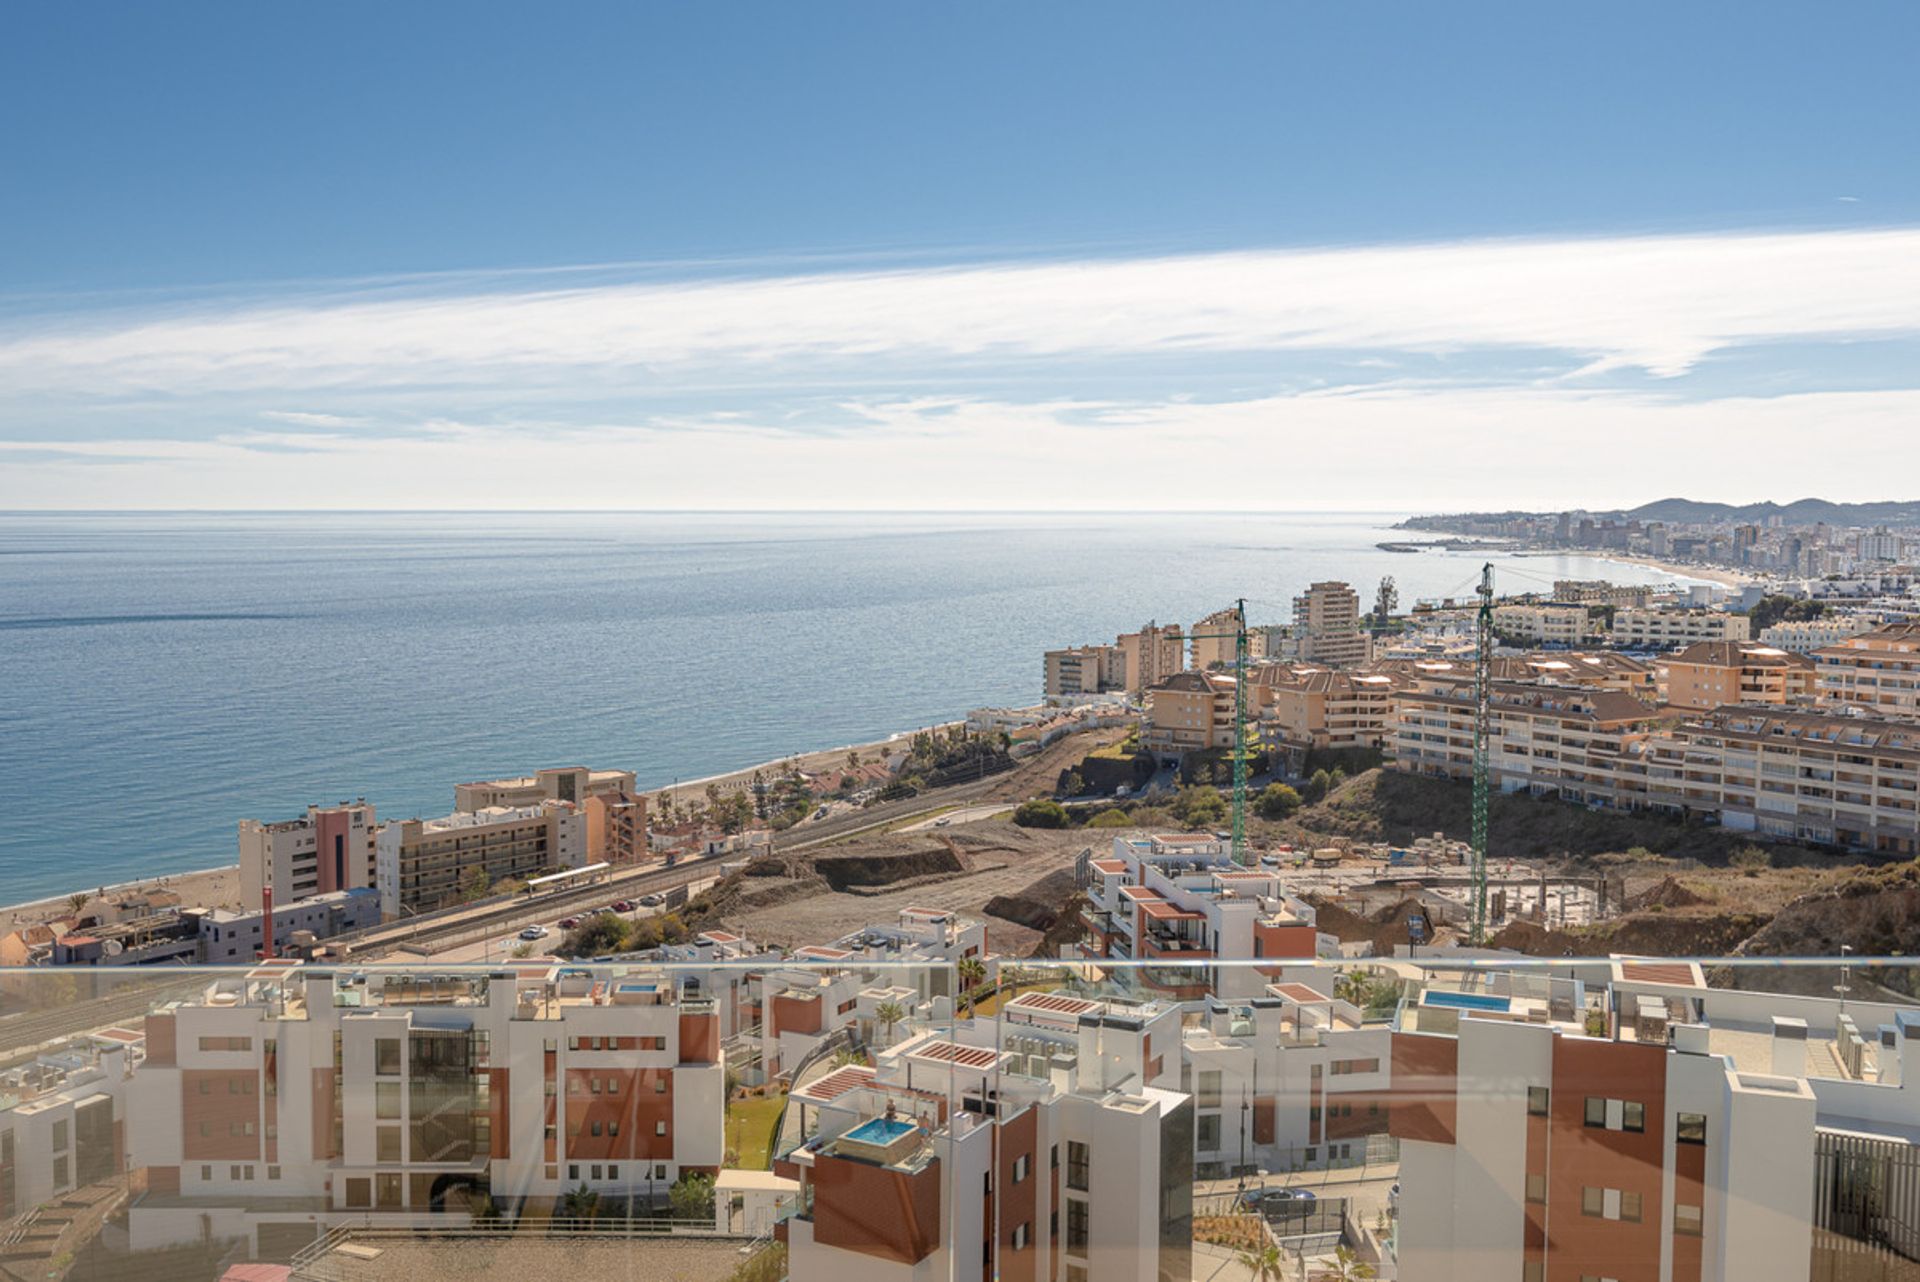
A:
429,876,722,964
900,804,1009,832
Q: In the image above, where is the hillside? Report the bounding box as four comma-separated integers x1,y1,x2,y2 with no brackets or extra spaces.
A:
1400,496,1920,529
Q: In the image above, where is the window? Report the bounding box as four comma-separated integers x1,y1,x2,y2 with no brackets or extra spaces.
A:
1013,1154,1029,1183
1620,1191,1642,1223
1675,1203,1703,1237
1197,1070,1223,1108
1331,1058,1381,1075
1523,1263,1544,1282
655,1121,667,1136
1066,1141,1089,1192
51,1120,68,1149
1197,1114,1221,1150
1526,1173,1547,1204
1584,1097,1607,1127
655,1077,667,1093
1066,1198,1089,1252
199,1165,212,1181
1051,1143,1059,1170
375,1038,401,1076
345,1177,371,1208
1677,1112,1707,1144
267,1166,281,1181
1066,1266,1089,1282
1581,1186,1604,1217
609,1121,619,1137
591,1165,602,1181
1527,1086,1550,1116
198,1036,252,1052
568,1165,580,1181
376,1081,402,1120
591,1121,603,1138
1012,1221,1030,1250
378,1126,402,1162
1622,1101,1645,1133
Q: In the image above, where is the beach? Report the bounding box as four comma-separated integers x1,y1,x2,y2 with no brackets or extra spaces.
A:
1593,554,1758,589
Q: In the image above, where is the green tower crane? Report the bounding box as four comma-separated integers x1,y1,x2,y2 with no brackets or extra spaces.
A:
1472,563,1494,945
1183,599,1254,866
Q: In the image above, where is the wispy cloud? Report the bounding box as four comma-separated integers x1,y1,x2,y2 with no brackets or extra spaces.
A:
260,410,369,428
4,227,1920,397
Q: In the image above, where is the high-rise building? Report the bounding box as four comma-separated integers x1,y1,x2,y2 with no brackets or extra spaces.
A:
238,802,377,910
1114,622,1186,693
1292,581,1371,668
376,800,586,917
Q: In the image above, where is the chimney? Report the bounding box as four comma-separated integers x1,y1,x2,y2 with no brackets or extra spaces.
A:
1770,1016,1808,1078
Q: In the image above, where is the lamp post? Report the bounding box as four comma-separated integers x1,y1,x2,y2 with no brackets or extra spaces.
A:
1836,943,1854,1014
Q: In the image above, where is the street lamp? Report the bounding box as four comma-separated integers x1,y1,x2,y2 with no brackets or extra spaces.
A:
1835,943,1854,1014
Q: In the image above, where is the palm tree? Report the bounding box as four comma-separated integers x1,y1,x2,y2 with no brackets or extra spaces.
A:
874,1000,906,1045
956,956,987,1015
1317,1245,1376,1281
1238,1243,1286,1281
559,1182,600,1223
66,892,89,918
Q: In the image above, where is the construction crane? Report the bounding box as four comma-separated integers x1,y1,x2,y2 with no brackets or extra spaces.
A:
1184,599,1254,866
1471,563,1494,944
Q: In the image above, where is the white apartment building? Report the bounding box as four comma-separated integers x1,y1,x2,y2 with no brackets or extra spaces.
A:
376,800,587,917
1082,836,1337,995
451,766,636,813
239,801,377,909
1759,614,1884,654
779,993,1192,1282
1612,608,1752,649
0,1036,138,1219
1494,603,1593,646
1294,582,1372,668
125,963,724,1258
1813,622,1920,720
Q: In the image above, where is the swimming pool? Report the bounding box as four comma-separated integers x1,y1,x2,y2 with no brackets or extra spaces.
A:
845,1117,917,1146
1422,990,1512,1013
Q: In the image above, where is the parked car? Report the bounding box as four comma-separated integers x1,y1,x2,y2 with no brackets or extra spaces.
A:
556,916,581,930
638,893,665,908
518,925,549,940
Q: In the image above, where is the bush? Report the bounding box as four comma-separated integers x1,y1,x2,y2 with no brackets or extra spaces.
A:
1087,809,1135,829
1730,845,1773,871
1012,798,1071,829
1302,768,1334,804
1255,783,1303,820
1169,785,1228,828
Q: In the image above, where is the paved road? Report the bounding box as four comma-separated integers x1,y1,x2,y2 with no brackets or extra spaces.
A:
900,804,1009,832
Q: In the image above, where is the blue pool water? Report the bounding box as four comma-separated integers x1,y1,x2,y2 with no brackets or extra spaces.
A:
846,1117,916,1146
1422,990,1512,1013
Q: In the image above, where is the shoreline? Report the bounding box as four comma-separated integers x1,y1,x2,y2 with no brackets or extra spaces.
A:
1585,553,1758,589
0,716,983,933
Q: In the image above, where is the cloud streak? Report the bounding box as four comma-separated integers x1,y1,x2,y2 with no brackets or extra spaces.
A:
5,227,1920,395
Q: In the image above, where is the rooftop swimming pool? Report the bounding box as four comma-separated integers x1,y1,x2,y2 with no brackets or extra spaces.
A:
1422,990,1512,1013
845,1117,917,1147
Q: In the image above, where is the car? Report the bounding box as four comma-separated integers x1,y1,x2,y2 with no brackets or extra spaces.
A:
638,893,665,908
518,925,549,940
557,916,581,930
611,900,636,912
933,816,951,827
1260,1188,1316,1212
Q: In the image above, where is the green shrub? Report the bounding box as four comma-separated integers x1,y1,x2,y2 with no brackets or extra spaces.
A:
1255,783,1303,820
1012,798,1071,829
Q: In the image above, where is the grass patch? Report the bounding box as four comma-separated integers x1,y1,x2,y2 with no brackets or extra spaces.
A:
725,1092,787,1170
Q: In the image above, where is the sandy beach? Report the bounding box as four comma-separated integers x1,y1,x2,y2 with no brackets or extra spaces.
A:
0,717,977,933
1587,554,1758,590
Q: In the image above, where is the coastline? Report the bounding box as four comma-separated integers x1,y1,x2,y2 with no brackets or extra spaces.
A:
1585,553,1758,589
0,716,980,935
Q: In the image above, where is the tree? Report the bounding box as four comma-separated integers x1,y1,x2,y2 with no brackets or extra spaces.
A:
559,1182,601,1221
1169,785,1227,828
846,749,861,770
565,912,629,958
65,892,89,918
458,866,492,903
669,1171,716,1222
1302,769,1334,804
1238,1244,1286,1281
874,999,906,1044
1319,1245,1377,1281
1087,809,1134,829
957,956,987,1015
1373,576,1399,631
1255,783,1303,821
1012,798,1070,829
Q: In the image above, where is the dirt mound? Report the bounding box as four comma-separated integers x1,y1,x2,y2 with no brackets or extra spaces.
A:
983,868,1081,935
1627,876,1713,910
812,845,966,892
1306,894,1451,955
1736,862,1920,963
1487,909,1769,958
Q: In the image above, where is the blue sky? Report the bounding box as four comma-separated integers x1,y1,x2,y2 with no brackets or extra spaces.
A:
4,3,1919,510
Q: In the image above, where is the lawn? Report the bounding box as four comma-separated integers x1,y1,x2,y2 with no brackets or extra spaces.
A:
726,1093,787,1170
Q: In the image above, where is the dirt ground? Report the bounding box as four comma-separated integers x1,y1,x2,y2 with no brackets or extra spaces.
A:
716,821,1094,955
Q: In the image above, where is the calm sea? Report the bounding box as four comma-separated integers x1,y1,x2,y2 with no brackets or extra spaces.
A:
0,511,1702,902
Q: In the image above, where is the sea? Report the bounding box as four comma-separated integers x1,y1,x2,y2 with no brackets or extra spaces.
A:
0,511,1712,903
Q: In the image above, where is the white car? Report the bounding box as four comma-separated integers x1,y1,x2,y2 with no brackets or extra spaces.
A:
518,924,549,940
933,816,951,827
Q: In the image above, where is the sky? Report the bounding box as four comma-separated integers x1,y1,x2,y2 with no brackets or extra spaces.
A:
3,3,1919,512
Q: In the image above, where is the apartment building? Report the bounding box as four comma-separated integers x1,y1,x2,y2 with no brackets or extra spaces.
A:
124,963,724,1257
1655,708,1920,853
778,993,1192,1282
1813,623,1920,719
1043,644,1121,699
1115,622,1186,694
1082,836,1336,997
1388,957,1920,1282
581,789,647,864
0,1037,137,1217
1553,579,1656,608
1293,581,1372,668
1373,652,1658,702
1613,608,1752,649
1494,603,1593,646
375,801,586,917
1252,664,1407,754
1143,670,1238,755
1663,642,1817,711
451,766,636,813
1759,614,1884,654
1192,607,1252,670
238,801,377,910
1390,675,1657,810
198,887,381,962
